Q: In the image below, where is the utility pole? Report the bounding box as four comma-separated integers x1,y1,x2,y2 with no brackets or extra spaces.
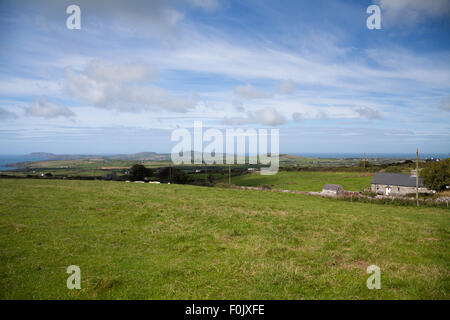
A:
205,164,207,184
228,164,231,185
363,153,366,169
416,148,419,207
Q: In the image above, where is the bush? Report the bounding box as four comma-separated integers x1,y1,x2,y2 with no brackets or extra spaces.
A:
384,166,402,173
421,159,450,191
157,167,193,184
339,194,448,208
358,160,371,168
129,164,154,181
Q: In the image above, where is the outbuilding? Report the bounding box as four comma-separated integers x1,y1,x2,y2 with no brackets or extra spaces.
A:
321,184,345,197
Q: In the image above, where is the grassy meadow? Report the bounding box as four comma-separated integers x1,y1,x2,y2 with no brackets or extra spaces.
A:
225,171,374,192
0,179,448,299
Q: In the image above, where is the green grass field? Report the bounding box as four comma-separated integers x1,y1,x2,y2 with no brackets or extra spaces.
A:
225,171,374,192
0,179,448,299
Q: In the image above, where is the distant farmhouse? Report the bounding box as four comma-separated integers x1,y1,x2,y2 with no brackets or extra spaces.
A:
371,172,431,196
322,184,345,197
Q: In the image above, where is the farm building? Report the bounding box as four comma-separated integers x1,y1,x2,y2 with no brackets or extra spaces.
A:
371,172,431,196
322,184,345,197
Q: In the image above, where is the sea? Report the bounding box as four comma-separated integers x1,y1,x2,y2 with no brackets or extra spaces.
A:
0,155,47,171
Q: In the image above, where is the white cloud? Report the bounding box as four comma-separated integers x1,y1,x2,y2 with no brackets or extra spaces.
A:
354,106,383,120
292,112,303,122
187,0,219,10
0,108,18,120
276,79,296,95
152,31,450,97
375,0,450,25
316,110,329,120
65,60,195,113
441,97,450,111
235,80,294,102
0,78,62,97
232,99,245,112
25,99,75,119
235,84,272,99
18,0,185,39
87,60,159,82
223,107,286,126
256,107,286,125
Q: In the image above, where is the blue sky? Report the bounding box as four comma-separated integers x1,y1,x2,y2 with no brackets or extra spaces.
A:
0,0,449,155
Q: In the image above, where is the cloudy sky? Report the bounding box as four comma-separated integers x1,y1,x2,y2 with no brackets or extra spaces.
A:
0,0,449,155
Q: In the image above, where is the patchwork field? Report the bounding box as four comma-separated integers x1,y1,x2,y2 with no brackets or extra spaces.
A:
226,171,374,192
0,179,448,299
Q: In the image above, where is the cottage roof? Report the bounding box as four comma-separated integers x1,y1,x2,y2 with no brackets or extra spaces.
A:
371,172,423,187
322,184,343,191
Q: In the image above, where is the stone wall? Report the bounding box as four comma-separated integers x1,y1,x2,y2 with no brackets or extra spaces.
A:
321,189,345,197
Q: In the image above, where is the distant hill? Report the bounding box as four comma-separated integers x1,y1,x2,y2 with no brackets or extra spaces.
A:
25,153,97,161
106,152,170,161
20,152,306,163
23,152,171,161
280,154,305,159
24,152,55,159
